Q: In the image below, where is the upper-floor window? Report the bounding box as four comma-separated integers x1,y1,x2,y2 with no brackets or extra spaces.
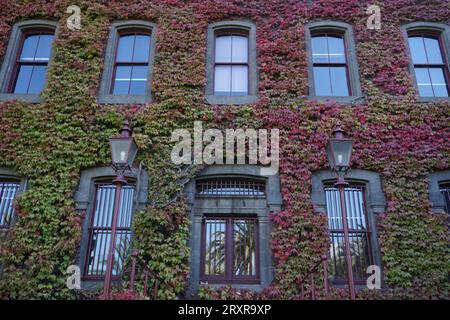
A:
111,32,151,95
83,182,135,279
311,33,350,96
0,180,20,229
324,184,373,284
205,21,258,105
306,21,363,104
0,20,57,103
407,33,449,97
403,22,450,101
98,21,156,104
11,32,54,94
214,31,249,96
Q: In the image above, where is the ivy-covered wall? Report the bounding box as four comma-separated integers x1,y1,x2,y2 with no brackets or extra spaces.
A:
0,0,448,299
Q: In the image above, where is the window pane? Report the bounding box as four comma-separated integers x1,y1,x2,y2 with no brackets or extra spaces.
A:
233,219,256,276
215,36,232,63
231,35,248,63
424,37,443,64
231,65,248,95
414,68,433,97
116,35,134,62
312,36,329,63
35,34,54,61
13,65,33,93
0,182,20,228
20,35,39,61
313,66,332,96
429,68,448,97
27,65,47,94
214,65,231,95
113,66,132,94
408,37,428,64
129,66,148,94
327,36,346,63
330,66,349,96
132,35,151,62
204,219,226,275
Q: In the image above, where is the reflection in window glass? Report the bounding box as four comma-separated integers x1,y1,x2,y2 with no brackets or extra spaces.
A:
0,181,20,229
111,33,151,95
13,33,54,94
202,217,258,282
85,184,135,277
408,34,449,97
214,34,249,96
325,185,372,282
311,34,350,96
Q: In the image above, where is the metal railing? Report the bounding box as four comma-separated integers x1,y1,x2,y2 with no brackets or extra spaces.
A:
122,250,158,299
298,255,331,300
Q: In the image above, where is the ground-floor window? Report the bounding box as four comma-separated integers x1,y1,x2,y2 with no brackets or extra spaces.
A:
201,216,259,283
83,182,135,279
324,184,373,284
0,180,20,229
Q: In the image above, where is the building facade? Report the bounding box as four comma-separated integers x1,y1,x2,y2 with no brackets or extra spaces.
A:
0,0,448,299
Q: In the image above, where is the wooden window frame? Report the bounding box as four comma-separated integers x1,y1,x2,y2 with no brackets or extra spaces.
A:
8,28,55,94
109,29,152,95
407,30,450,98
213,29,250,96
324,183,374,285
310,30,352,97
200,215,260,284
82,179,136,281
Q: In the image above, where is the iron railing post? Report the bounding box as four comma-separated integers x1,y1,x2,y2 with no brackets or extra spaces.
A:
336,176,356,300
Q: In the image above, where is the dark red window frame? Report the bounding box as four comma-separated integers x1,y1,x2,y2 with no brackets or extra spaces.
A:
311,30,352,96
200,215,260,284
324,183,373,285
83,180,135,281
407,30,450,97
8,28,55,94
213,29,250,96
110,29,152,95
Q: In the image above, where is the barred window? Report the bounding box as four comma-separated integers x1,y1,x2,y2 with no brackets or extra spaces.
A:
201,216,258,283
0,180,20,229
440,183,450,214
196,178,265,196
325,184,373,283
84,183,135,279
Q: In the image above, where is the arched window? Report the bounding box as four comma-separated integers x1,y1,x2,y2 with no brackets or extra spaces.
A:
324,183,373,283
98,21,157,104
0,20,57,103
306,21,363,104
403,22,450,101
205,21,258,105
